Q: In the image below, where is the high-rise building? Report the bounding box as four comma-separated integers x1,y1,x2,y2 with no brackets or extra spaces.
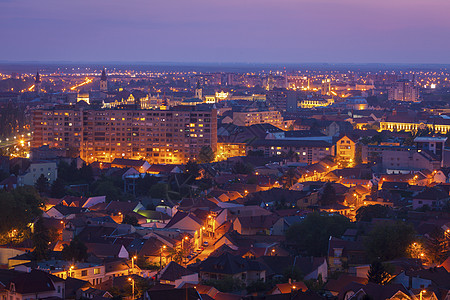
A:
100,68,108,92
31,105,217,164
388,79,419,102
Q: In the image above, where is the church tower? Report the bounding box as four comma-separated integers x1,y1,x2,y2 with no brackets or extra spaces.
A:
100,68,108,91
35,71,42,94
195,80,202,100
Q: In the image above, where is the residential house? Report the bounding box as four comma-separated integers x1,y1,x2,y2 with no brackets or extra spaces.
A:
233,215,277,235
327,237,368,272
412,187,449,210
198,252,266,286
158,261,199,288
17,161,57,186
111,158,151,173
0,269,66,300
0,175,17,191
145,288,202,300
339,282,412,300
272,216,304,236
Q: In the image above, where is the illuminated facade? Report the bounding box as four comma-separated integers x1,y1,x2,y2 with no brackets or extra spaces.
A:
216,142,246,160
232,110,284,128
379,120,450,134
336,135,355,165
31,106,217,164
300,98,333,109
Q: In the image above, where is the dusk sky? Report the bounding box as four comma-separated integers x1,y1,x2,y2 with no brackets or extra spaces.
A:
1,0,449,64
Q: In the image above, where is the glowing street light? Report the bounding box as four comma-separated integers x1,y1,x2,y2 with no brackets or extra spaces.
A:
131,256,137,275
128,278,135,299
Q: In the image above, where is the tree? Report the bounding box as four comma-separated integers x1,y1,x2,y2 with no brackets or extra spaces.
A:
356,205,391,222
79,163,94,183
50,178,66,198
149,183,168,199
198,146,215,164
367,260,390,284
62,237,88,262
286,212,352,256
122,214,138,226
319,183,337,206
35,174,49,194
0,186,44,245
93,179,121,202
365,221,415,261
232,161,254,175
32,218,52,260
283,168,298,189
203,276,245,292
424,228,449,264
185,160,200,183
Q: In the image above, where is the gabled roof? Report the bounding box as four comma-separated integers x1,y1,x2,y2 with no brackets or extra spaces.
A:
414,187,449,201
111,158,148,168
404,266,450,288
164,211,203,229
146,288,201,300
338,282,410,300
85,243,126,258
48,204,84,216
159,261,195,282
10,270,58,294
198,252,265,275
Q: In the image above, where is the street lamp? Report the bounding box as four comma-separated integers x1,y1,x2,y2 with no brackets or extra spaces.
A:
128,278,135,300
66,265,74,279
131,256,137,275
160,245,166,270
420,290,426,300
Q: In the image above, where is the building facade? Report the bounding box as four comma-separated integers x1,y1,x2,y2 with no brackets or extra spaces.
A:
31,106,217,164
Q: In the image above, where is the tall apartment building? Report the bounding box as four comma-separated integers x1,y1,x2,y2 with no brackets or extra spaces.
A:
388,79,419,102
31,106,217,164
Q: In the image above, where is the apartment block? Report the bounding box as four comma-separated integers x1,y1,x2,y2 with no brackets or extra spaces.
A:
31,106,217,164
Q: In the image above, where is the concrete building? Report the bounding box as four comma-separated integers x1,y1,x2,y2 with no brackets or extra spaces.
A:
31,105,217,164
388,79,419,102
231,110,284,128
18,161,57,186
247,139,332,164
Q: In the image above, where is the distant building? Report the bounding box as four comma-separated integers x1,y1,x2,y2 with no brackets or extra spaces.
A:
335,135,356,165
231,110,284,128
35,71,42,94
388,79,419,102
100,68,107,92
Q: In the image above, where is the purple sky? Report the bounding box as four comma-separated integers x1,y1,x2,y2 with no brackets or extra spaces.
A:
1,0,449,63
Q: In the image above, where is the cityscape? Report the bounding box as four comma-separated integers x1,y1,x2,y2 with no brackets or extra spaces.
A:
1,1,450,300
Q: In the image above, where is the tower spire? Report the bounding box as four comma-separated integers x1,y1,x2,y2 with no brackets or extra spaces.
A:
100,68,108,91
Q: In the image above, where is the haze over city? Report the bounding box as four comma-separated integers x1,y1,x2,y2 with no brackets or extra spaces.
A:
1,0,450,63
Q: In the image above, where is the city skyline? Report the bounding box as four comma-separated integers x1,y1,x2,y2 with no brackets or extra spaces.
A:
1,0,450,64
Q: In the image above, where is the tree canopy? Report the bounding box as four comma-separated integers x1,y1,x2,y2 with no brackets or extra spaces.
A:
0,186,44,244
198,146,215,164
62,237,88,262
356,205,392,222
365,221,416,261
286,212,352,256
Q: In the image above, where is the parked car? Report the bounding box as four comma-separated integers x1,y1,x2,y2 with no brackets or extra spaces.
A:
202,241,209,247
